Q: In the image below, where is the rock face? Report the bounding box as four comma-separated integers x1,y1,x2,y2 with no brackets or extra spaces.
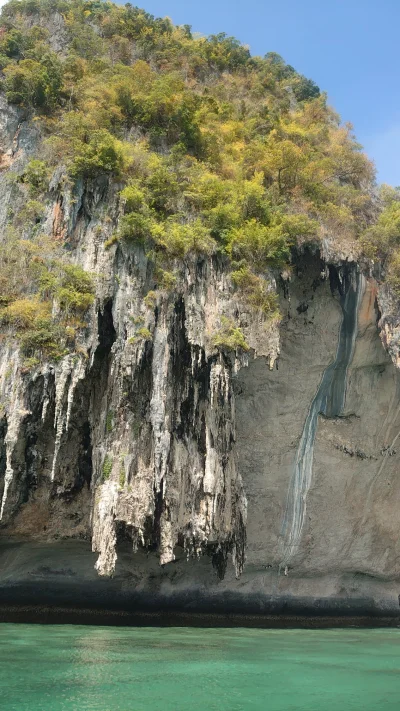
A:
1,95,400,620
235,254,400,615
2,246,400,619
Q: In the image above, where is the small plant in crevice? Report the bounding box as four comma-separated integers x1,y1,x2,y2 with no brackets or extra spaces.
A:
211,316,249,352
129,315,144,326
144,290,157,309
231,265,279,317
21,356,40,373
119,463,126,488
154,267,177,291
102,454,113,481
129,327,152,344
104,233,119,250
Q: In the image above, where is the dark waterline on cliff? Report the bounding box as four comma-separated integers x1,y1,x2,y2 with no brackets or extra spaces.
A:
1,624,400,711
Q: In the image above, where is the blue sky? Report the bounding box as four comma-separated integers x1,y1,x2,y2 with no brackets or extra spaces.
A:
136,0,400,187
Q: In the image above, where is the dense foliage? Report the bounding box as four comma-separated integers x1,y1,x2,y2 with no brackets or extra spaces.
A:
0,0,384,358
0,231,94,360
361,185,400,295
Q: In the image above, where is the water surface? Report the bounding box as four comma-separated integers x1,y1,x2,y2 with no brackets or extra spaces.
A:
0,624,399,710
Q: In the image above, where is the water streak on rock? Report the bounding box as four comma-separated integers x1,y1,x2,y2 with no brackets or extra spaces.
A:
280,269,365,568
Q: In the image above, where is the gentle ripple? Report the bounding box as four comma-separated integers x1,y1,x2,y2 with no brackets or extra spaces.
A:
0,624,400,710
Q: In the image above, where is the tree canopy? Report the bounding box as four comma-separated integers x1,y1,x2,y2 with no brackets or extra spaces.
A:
0,0,389,361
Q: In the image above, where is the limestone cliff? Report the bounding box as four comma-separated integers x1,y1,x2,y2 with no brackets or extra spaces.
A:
0,89,281,582
3,244,400,620
1,0,400,621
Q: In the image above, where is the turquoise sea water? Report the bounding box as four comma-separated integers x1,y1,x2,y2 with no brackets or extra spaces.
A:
0,624,400,710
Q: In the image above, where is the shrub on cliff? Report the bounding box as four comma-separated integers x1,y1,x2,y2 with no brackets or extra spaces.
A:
46,117,130,178
22,160,49,196
150,219,215,257
231,266,279,316
56,264,95,314
1,297,51,328
0,298,65,358
386,254,400,297
212,317,250,353
361,188,400,257
3,49,63,111
226,219,290,269
0,234,94,360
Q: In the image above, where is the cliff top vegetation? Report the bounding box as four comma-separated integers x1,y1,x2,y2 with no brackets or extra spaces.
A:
0,0,397,360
